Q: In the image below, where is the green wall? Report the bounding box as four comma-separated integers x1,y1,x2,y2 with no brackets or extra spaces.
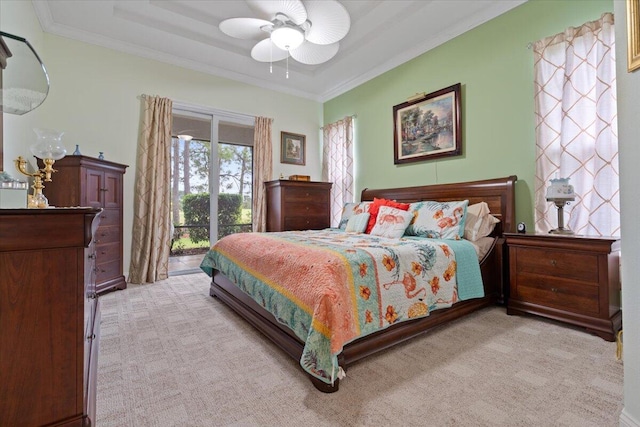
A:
324,0,613,228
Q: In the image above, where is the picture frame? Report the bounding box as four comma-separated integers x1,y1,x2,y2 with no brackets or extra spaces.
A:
628,0,640,72
393,83,461,164
280,131,306,165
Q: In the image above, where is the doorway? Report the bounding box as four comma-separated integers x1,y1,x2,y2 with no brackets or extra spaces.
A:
169,107,254,275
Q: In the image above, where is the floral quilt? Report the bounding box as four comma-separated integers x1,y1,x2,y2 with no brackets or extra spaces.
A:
200,229,483,385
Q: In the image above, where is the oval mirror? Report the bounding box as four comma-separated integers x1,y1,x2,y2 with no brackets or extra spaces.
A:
0,31,50,115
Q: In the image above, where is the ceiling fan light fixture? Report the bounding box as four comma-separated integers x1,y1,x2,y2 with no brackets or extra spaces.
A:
270,25,304,51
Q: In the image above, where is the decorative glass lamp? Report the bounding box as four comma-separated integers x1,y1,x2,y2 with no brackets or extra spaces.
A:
14,128,66,208
546,177,575,234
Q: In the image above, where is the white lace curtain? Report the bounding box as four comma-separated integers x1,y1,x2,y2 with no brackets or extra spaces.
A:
322,116,354,227
533,13,619,236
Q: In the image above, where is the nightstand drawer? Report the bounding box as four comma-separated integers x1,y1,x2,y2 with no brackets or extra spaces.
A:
513,247,598,283
514,273,599,315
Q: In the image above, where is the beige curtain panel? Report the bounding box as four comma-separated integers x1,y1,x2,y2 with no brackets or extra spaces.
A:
252,116,273,232
129,95,173,284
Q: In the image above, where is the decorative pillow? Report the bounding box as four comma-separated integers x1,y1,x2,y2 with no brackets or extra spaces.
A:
338,202,372,230
370,206,413,238
464,202,500,241
365,198,411,234
405,200,469,239
345,212,370,233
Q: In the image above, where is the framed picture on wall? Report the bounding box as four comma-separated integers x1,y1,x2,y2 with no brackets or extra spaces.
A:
393,83,462,164
628,0,640,72
281,131,306,165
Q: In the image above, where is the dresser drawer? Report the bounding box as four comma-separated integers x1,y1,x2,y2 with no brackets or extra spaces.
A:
96,241,120,262
514,273,600,315
284,216,329,230
95,225,121,244
284,187,330,203
96,257,122,283
513,247,598,283
98,208,121,227
284,200,329,217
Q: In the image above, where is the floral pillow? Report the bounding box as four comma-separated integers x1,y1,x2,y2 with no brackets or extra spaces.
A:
345,212,370,233
405,200,469,239
338,202,371,229
370,206,413,238
365,198,411,234
464,202,500,241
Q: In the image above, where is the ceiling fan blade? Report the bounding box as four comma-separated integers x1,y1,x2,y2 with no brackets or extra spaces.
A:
304,0,350,45
290,41,339,65
219,18,272,40
246,0,307,25
251,38,289,62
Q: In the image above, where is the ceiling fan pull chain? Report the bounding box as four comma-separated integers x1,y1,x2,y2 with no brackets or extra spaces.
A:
286,53,289,79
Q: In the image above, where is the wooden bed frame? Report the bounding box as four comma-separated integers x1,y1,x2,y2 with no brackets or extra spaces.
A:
209,175,517,392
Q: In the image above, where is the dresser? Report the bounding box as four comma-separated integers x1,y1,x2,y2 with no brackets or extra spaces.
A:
41,155,128,294
505,233,621,341
265,180,332,231
0,208,102,426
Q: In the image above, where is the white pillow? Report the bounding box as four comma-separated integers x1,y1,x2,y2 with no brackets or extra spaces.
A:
464,202,500,241
345,212,370,233
338,202,372,230
370,206,413,238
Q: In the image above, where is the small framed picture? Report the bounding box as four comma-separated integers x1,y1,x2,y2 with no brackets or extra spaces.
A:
281,131,306,165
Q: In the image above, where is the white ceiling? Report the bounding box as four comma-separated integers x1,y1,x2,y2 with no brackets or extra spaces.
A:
32,0,526,102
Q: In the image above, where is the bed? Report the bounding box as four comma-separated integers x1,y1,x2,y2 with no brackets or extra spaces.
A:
201,175,516,392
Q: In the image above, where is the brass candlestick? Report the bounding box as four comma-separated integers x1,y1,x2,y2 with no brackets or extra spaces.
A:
14,156,49,208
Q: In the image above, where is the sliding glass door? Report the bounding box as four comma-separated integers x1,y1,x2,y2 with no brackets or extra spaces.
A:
170,108,254,275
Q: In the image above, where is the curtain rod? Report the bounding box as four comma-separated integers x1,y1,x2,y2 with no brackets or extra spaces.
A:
320,114,357,130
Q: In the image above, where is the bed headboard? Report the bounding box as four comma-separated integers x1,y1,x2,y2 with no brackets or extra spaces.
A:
360,175,517,234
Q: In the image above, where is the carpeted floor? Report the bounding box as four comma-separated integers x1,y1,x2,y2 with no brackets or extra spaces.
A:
96,273,623,426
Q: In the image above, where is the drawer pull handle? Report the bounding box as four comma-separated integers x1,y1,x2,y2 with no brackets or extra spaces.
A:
551,287,559,293
550,260,557,266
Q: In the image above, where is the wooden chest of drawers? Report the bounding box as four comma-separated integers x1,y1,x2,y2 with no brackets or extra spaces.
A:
0,208,101,426
266,180,332,231
505,233,621,341
40,155,128,294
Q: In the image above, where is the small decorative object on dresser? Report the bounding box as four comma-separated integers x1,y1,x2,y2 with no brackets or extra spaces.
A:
505,233,621,341
266,179,332,231
546,177,576,234
38,155,128,294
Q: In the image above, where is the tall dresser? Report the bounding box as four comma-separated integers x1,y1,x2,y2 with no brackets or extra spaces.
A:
265,179,332,231
41,155,128,294
0,208,102,427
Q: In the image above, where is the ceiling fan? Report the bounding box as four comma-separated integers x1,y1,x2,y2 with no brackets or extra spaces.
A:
219,0,350,76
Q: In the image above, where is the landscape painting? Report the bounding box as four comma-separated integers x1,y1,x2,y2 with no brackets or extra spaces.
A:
393,83,461,164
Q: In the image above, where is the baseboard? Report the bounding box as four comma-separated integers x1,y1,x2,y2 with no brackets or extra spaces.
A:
620,408,640,427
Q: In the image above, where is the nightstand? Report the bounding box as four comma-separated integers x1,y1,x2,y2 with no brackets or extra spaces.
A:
504,233,621,341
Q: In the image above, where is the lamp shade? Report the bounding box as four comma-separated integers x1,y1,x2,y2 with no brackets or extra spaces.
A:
30,128,66,160
270,25,304,51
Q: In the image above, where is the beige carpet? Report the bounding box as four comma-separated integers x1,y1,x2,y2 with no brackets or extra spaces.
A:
96,273,623,426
